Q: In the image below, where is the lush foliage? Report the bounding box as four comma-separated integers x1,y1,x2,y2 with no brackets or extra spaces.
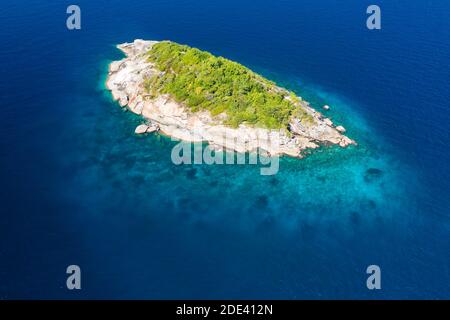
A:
146,41,313,129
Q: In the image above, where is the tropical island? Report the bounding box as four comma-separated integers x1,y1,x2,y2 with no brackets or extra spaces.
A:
106,39,355,157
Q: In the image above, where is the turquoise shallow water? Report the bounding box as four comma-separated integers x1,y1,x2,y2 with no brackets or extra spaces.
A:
88,57,409,230
1,0,449,299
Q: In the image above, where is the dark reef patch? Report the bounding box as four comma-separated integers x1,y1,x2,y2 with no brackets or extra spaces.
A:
360,199,377,211
364,168,383,183
269,177,279,186
186,167,197,179
350,211,360,226
255,195,269,209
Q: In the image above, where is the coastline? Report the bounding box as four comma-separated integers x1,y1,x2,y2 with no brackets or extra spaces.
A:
105,39,356,158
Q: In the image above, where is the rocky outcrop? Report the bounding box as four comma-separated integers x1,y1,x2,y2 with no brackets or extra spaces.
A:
336,125,346,133
106,39,356,157
135,124,149,134
135,123,159,134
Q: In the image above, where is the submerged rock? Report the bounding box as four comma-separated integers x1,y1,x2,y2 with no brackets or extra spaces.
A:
255,195,269,209
364,168,383,182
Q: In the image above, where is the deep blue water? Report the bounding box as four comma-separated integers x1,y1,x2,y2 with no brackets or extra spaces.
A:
0,0,449,299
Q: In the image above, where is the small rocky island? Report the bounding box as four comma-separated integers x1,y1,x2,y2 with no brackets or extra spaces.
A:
106,39,355,157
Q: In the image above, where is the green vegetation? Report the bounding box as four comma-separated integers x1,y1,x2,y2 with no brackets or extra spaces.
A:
145,41,313,129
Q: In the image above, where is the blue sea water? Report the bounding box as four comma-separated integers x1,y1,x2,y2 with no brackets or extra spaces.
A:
0,0,449,299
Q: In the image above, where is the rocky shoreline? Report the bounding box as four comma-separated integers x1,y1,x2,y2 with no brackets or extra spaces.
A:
106,39,355,157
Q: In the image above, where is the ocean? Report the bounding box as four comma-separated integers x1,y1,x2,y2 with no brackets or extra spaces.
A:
0,0,449,299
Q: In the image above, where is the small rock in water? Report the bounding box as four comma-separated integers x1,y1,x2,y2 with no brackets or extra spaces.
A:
339,136,354,147
336,125,346,133
323,105,330,110
135,124,149,134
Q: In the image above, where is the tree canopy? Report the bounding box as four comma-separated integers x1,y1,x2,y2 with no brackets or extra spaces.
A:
145,41,313,129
